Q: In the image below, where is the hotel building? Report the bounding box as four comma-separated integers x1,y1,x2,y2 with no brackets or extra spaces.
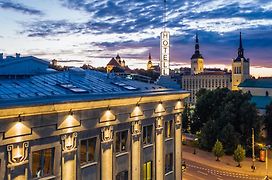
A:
0,58,189,180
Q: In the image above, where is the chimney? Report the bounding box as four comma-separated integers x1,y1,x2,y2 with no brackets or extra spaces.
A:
52,59,58,66
0,53,3,60
16,53,20,59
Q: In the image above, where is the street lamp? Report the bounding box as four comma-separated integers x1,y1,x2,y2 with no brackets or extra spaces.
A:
263,145,271,180
251,128,256,172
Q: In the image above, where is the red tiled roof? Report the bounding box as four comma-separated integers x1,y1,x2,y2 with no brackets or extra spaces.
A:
107,58,120,66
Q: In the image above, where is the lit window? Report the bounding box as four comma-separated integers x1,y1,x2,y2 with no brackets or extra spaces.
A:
116,170,128,180
143,161,152,180
116,130,128,153
32,148,54,178
80,137,97,165
165,153,173,174
165,120,173,139
143,125,153,145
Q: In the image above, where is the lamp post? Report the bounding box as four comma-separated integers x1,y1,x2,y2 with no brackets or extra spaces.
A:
251,128,256,172
264,145,271,180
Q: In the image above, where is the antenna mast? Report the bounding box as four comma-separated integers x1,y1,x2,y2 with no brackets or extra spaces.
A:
163,0,167,31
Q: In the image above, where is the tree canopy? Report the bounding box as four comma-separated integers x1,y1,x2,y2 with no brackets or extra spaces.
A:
191,88,260,153
212,140,224,161
233,145,246,167
264,102,272,143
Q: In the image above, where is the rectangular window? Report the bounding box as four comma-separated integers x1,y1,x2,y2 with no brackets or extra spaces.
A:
165,120,173,139
143,125,153,145
116,130,128,153
32,148,54,178
80,137,97,165
165,153,173,174
116,170,128,180
143,161,152,180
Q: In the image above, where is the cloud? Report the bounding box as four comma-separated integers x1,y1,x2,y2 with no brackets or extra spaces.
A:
2,0,272,74
0,1,43,15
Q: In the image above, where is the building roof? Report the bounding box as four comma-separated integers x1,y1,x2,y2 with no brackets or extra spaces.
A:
251,96,272,109
0,55,51,75
183,71,231,77
239,79,272,88
191,33,204,60
0,69,188,108
107,58,120,66
234,32,249,62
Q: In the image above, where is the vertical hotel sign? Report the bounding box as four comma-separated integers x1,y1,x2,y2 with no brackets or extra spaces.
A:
160,31,170,76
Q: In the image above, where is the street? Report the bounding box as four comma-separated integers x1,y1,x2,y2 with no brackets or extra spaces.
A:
183,160,264,180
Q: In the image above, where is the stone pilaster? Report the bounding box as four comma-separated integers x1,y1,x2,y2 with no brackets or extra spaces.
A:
101,126,113,180
155,116,164,180
131,121,141,180
174,113,182,180
61,132,77,180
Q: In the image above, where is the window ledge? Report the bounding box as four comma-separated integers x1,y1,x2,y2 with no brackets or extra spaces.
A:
165,171,173,176
33,175,56,180
116,151,128,157
165,137,173,142
143,144,153,148
81,161,98,169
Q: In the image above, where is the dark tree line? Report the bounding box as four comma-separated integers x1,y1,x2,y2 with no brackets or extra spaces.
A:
189,88,261,154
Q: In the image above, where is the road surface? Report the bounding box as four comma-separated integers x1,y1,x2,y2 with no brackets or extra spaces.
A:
183,159,264,180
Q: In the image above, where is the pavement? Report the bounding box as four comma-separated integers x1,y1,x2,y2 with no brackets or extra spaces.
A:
183,159,263,180
182,145,272,178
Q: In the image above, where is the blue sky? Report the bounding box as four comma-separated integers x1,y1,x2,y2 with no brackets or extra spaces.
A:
0,0,272,76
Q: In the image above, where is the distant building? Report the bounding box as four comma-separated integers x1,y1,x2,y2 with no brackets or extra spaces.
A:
0,66,189,180
147,53,153,70
146,53,160,72
181,34,231,104
190,33,204,75
232,32,250,90
239,78,272,114
106,54,130,73
0,53,54,78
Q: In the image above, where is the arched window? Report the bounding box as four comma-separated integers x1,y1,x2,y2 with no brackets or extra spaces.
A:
266,91,269,96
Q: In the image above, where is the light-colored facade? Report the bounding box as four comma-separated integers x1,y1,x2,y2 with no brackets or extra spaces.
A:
231,32,250,91
0,69,189,180
182,72,231,104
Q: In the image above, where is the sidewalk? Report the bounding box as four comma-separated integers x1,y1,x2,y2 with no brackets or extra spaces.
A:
182,145,272,177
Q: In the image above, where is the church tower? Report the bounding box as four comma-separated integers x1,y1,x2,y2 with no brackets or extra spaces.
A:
191,33,204,75
232,32,250,91
147,53,153,70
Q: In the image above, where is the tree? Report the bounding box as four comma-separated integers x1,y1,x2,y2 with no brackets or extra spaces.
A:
212,140,224,161
219,123,239,155
182,103,191,132
198,120,218,151
264,102,272,143
191,88,260,153
233,145,246,167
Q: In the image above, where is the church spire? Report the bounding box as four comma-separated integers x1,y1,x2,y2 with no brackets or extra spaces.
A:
237,31,244,58
149,52,152,60
195,32,200,53
191,32,203,60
